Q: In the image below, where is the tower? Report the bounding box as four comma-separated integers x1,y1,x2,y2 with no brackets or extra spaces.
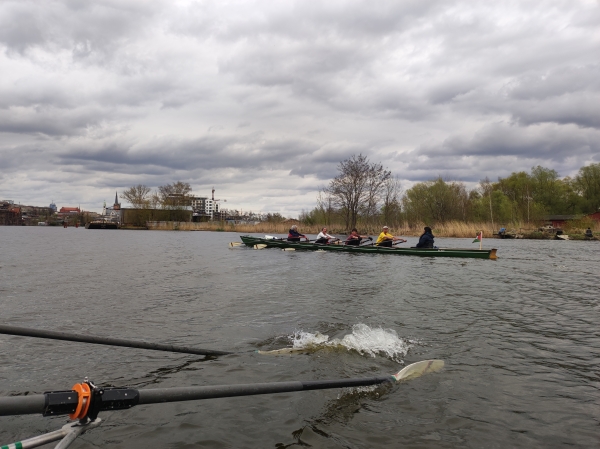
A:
113,191,121,210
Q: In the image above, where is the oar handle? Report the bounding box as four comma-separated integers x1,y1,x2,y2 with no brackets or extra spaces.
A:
0,325,232,357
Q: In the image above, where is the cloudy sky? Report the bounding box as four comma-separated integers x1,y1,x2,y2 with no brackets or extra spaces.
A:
1,0,599,215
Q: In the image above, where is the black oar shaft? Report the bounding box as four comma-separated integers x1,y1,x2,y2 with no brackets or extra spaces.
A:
0,324,232,357
0,395,45,416
0,377,392,416
138,376,391,405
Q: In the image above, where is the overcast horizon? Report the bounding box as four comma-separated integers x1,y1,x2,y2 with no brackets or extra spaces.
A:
1,1,599,215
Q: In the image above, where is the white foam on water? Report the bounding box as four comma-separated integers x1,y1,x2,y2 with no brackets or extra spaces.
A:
340,324,410,362
290,330,330,348
290,324,410,362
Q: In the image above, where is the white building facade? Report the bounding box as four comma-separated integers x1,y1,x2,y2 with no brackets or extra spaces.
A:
190,196,219,219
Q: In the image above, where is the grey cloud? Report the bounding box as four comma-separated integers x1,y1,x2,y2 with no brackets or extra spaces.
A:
0,2,45,52
499,66,600,129
427,77,482,105
417,122,600,159
0,0,167,60
172,1,443,42
0,107,110,137
504,66,600,101
512,94,600,129
53,132,389,183
56,133,323,173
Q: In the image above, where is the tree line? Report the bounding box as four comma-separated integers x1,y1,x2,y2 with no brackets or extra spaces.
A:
301,155,600,230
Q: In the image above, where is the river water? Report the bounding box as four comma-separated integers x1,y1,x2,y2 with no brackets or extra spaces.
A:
0,227,598,448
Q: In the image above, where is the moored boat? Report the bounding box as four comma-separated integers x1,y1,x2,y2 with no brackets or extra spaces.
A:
239,236,498,259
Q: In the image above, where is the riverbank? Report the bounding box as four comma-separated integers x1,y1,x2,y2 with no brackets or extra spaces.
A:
125,220,599,239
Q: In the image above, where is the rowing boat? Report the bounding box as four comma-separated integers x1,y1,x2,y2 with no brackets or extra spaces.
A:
239,236,498,259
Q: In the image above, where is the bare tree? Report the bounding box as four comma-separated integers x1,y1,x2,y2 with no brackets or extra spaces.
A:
381,176,402,225
325,154,391,230
158,181,192,209
150,192,161,210
122,184,152,208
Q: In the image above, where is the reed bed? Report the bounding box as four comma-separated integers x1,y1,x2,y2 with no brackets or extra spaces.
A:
144,220,528,238
144,220,598,238
430,221,526,238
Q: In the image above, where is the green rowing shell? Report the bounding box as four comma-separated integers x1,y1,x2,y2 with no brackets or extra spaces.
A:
239,236,497,259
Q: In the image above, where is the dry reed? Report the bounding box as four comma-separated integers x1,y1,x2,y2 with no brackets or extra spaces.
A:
144,220,552,238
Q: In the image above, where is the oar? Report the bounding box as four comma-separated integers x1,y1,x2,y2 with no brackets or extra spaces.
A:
363,239,407,248
282,238,340,251
254,238,314,250
0,324,336,358
357,238,375,247
0,324,232,357
229,242,244,247
0,360,444,418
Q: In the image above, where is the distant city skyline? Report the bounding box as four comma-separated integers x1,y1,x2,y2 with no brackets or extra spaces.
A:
1,1,599,215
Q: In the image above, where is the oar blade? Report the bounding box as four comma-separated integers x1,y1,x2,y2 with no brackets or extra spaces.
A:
257,347,309,355
229,242,243,247
253,244,267,250
282,248,296,251
392,360,444,382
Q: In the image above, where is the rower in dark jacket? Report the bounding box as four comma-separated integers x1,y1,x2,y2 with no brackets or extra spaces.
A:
287,225,307,242
415,226,435,248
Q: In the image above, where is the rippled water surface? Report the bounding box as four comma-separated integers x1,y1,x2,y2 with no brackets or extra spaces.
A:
1,227,598,448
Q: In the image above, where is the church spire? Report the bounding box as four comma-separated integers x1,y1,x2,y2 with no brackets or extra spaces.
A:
114,191,121,210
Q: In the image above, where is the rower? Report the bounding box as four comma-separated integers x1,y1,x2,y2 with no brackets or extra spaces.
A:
315,227,336,244
287,225,308,242
375,226,406,247
345,228,370,246
415,226,435,248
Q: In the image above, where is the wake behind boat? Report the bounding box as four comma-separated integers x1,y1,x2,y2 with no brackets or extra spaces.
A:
236,236,498,260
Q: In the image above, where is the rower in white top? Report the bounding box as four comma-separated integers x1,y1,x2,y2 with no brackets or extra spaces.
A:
315,227,337,244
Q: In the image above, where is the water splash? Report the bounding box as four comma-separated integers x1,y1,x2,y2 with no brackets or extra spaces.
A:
283,324,410,362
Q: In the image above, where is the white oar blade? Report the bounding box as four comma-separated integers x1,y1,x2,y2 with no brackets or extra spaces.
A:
392,360,444,382
257,347,309,355
229,242,243,247
282,248,296,251
253,244,268,250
